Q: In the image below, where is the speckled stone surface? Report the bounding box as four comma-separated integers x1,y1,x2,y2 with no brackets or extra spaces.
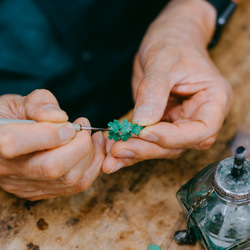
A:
1,1,250,249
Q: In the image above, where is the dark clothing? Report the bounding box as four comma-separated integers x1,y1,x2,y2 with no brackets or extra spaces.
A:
0,0,168,126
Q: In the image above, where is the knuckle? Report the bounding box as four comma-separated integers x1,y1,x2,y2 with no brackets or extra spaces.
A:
0,132,18,159
163,149,185,160
75,180,91,192
25,89,58,119
41,158,64,180
61,173,79,187
26,89,53,104
70,174,95,192
195,136,216,150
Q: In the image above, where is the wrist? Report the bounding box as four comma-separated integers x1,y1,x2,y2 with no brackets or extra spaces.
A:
204,0,237,48
151,0,217,50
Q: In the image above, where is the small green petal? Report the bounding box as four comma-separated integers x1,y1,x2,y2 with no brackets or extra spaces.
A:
148,245,161,250
107,119,143,141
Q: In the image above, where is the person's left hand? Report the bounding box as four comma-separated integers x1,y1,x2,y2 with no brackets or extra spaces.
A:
102,0,234,174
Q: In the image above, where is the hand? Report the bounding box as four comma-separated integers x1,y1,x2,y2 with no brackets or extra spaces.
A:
102,0,234,174
0,89,105,200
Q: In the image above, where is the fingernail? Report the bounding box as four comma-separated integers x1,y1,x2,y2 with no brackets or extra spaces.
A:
140,131,158,142
43,104,61,111
133,106,153,125
108,162,124,174
59,124,76,142
114,150,136,158
106,139,114,154
98,132,105,146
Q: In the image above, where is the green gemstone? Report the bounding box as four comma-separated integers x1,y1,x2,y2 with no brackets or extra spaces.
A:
148,245,161,250
108,119,143,141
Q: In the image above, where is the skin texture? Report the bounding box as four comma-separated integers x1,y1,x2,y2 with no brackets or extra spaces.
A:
0,90,105,200
0,0,236,199
102,0,234,174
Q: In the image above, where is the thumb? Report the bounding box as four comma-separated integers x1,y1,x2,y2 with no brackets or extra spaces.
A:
23,89,68,122
132,72,172,126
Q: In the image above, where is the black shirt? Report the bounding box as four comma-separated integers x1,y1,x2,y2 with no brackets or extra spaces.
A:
0,0,168,126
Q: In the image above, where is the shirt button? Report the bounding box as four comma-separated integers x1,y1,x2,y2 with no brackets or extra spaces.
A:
81,50,92,61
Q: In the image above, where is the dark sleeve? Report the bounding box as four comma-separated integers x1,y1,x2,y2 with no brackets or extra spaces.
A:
0,0,73,96
0,0,169,126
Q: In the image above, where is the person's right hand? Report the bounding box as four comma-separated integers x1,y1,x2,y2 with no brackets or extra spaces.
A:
0,89,105,200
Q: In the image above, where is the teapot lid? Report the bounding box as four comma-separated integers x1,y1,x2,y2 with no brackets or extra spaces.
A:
213,146,250,203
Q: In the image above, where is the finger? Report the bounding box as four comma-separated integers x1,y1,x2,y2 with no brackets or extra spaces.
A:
139,121,217,150
102,139,184,174
102,152,140,174
68,131,105,193
131,53,144,101
0,176,69,200
169,79,232,121
106,138,116,154
10,187,63,201
0,177,39,193
23,89,68,122
8,133,105,200
132,69,172,126
0,176,62,200
0,122,76,159
13,119,94,180
141,89,228,150
59,131,105,191
111,138,184,160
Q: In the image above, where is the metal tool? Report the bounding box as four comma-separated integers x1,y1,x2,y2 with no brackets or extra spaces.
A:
0,119,111,132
